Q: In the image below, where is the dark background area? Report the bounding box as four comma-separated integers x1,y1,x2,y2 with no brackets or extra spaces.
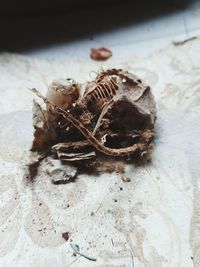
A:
0,0,192,53
0,0,189,16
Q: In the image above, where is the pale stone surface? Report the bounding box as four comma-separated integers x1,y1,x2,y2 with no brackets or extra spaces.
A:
0,37,200,266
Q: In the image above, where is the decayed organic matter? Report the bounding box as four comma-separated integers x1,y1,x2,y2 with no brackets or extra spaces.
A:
31,69,156,172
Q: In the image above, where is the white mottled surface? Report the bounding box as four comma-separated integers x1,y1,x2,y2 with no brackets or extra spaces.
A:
0,35,200,267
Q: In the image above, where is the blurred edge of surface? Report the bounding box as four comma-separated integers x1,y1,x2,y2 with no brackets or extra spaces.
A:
0,0,191,17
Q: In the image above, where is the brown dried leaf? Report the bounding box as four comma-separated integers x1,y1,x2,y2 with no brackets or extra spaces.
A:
31,100,50,151
90,47,112,61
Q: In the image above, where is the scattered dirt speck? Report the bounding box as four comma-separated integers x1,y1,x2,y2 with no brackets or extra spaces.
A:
62,232,69,241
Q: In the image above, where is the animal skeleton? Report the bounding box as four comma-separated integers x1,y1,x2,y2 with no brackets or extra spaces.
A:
31,69,156,163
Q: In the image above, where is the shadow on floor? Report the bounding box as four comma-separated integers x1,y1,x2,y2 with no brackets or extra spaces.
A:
0,0,193,53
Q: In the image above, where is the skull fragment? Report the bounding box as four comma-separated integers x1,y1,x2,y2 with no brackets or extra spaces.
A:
31,69,156,167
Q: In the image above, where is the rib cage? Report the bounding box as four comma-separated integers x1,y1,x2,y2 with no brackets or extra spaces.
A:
86,77,118,104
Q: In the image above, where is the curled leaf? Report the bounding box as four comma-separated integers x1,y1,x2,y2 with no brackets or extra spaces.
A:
90,47,112,61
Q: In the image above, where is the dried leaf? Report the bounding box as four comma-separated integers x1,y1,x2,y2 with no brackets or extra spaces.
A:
90,47,112,61
31,100,50,151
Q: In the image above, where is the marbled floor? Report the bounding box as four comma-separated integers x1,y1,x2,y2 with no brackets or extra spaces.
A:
0,1,200,266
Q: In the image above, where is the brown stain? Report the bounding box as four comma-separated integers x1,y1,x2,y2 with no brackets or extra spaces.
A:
27,150,52,182
99,203,166,266
66,180,87,207
0,175,21,256
27,160,42,181
24,194,65,248
0,174,19,227
190,186,200,266
0,189,19,226
0,207,22,257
